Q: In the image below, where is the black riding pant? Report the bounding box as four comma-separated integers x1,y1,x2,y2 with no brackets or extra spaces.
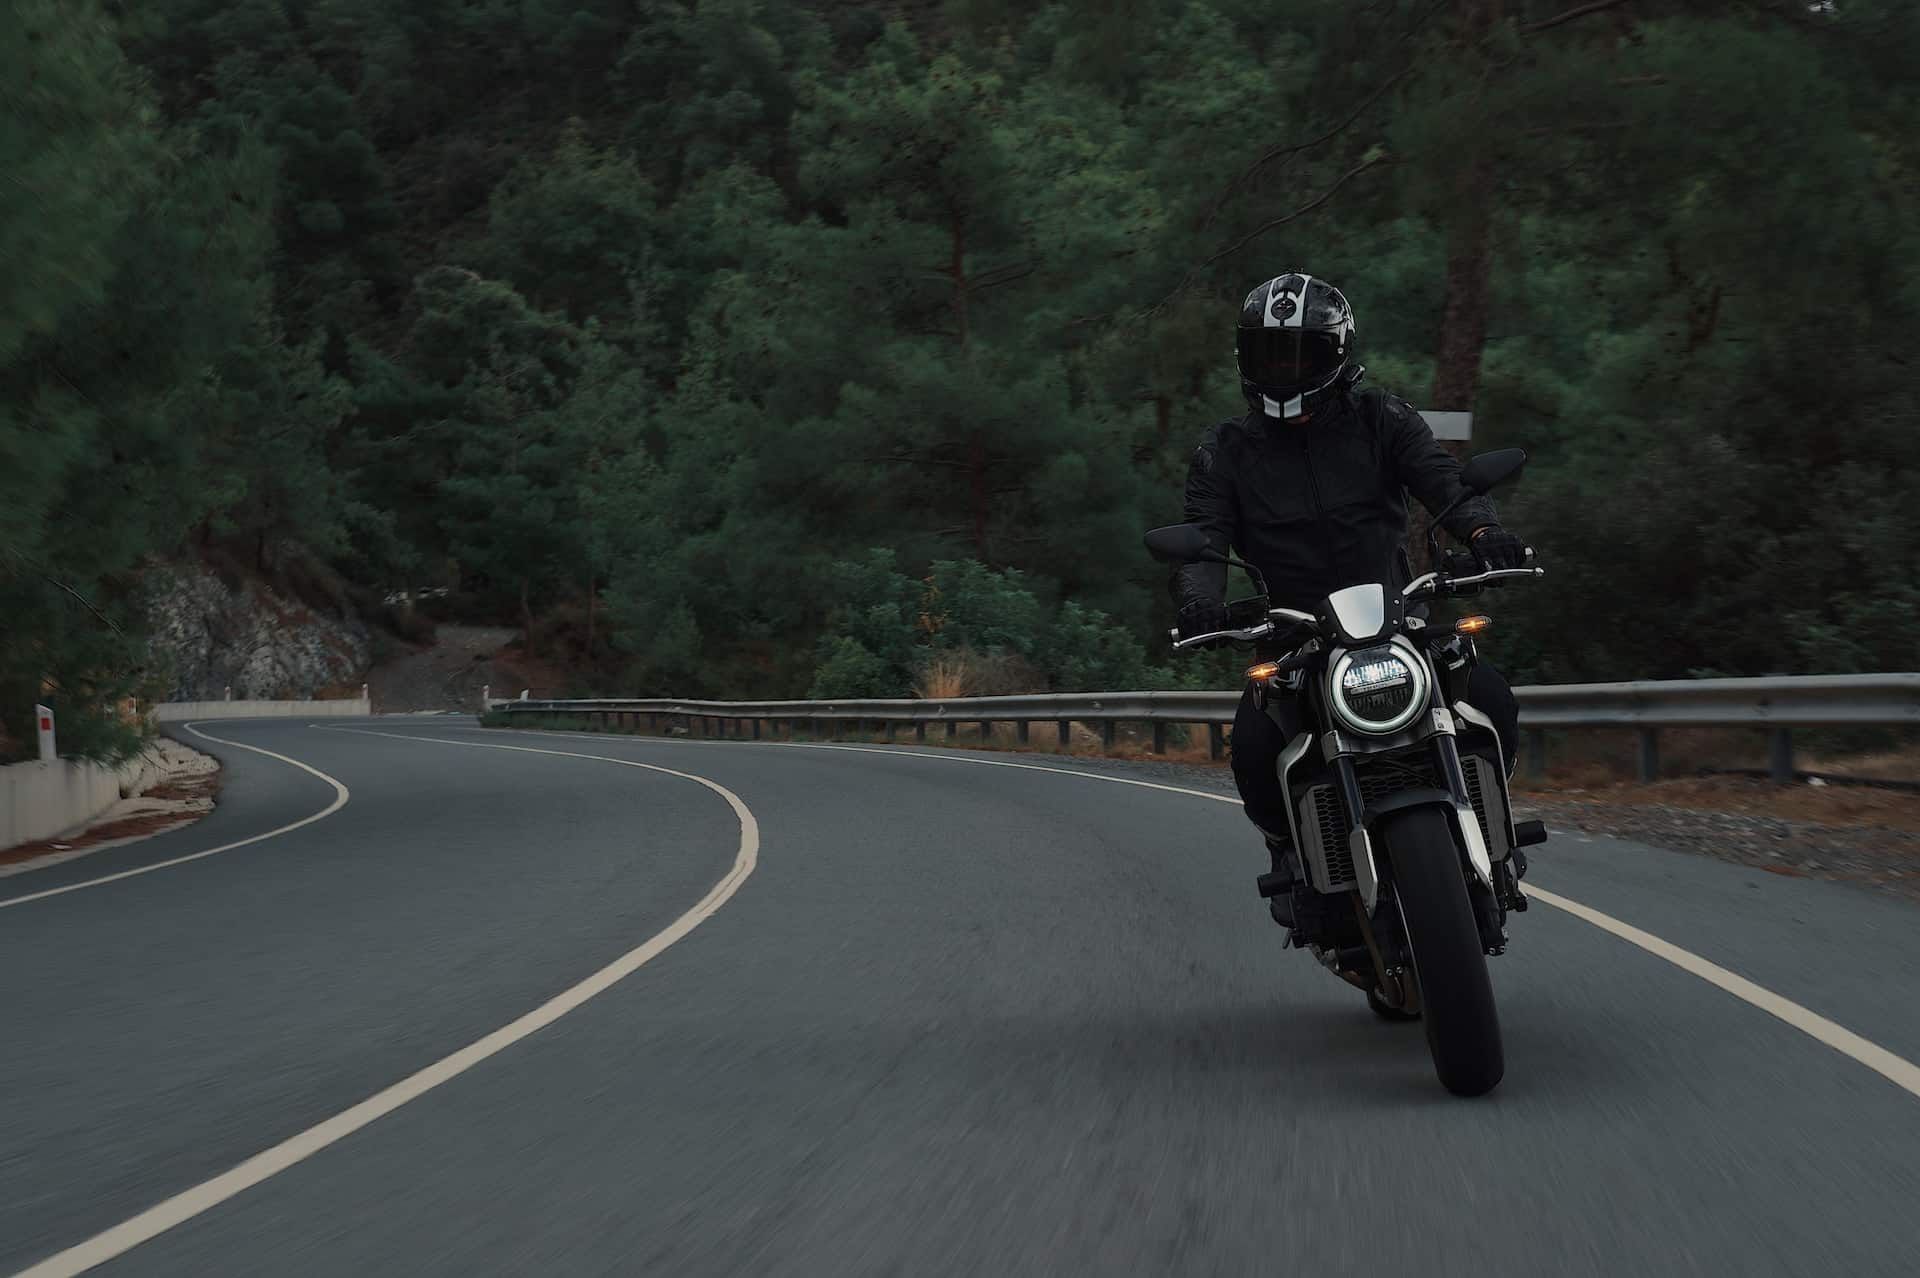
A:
1229,663,1519,844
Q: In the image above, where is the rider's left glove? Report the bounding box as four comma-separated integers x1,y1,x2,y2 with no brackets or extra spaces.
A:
1176,600,1231,641
1470,525,1531,572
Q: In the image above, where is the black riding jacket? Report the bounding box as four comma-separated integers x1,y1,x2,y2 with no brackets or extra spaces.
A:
1173,386,1498,617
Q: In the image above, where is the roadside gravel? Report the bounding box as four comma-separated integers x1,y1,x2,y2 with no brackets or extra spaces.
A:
1514,793,1920,904
839,741,1920,904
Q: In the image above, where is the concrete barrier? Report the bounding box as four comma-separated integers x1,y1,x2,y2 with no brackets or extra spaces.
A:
152,697,370,723
1,753,159,850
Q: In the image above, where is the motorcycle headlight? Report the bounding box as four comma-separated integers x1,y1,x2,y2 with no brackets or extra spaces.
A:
1330,642,1429,735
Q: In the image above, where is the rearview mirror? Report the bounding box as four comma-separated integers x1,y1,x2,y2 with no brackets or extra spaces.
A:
1460,447,1528,495
1143,523,1223,565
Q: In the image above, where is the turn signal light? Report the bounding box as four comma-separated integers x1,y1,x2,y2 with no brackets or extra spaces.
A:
1455,615,1493,635
1245,661,1283,682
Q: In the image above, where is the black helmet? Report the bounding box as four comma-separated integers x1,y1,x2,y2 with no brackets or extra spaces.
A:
1236,273,1358,419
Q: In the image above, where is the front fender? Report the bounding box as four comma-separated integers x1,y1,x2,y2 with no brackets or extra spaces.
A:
1363,787,1496,893
1363,786,1455,826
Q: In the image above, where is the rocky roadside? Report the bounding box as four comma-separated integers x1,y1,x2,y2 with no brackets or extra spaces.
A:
0,737,221,877
367,625,520,713
144,558,371,702
1514,792,1920,905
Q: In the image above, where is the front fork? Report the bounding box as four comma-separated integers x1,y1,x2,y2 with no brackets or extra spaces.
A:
1328,730,1495,913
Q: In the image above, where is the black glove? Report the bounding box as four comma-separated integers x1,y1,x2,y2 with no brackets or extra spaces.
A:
1177,600,1231,640
1470,526,1531,572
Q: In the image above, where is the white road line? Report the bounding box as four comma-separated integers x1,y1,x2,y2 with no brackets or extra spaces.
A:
12,731,760,1278
0,723,349,910
427,722,1920,1103
1525,885,1920,1099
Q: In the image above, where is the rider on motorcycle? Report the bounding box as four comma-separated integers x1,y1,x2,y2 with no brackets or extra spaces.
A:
1172,273,1532,924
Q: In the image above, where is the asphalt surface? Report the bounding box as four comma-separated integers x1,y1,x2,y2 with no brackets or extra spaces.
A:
3,716,1918,1276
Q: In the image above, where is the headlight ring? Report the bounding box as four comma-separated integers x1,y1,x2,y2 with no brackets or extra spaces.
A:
1329,641,1429,735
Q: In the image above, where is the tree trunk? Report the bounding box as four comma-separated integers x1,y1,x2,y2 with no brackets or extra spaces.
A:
1428,147,1495,418
969,432,989,559
1414,0,1505,564
1429,0,1504,417
520,576,535,657
585,574,596,654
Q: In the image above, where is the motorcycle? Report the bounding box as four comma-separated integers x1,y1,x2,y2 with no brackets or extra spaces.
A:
1144,447,1545,1097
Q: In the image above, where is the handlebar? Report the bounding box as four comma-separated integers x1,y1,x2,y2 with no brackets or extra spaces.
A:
1170,569,1544,652
1169,622,1274,651
1402,566,1544,600
1167,606,1320,651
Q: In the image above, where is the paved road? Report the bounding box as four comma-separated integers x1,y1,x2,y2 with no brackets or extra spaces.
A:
3,717,1917,1276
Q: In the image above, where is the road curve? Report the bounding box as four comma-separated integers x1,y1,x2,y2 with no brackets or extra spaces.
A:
3,717,1917,1276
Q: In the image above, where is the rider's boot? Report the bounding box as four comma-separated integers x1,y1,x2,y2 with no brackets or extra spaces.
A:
1255,834,1299,929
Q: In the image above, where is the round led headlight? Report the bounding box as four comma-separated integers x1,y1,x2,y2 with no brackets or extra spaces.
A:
1329,641,1429,735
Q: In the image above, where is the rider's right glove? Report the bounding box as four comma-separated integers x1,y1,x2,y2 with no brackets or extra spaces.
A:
1177,600,1232,640
1469,525,1532,572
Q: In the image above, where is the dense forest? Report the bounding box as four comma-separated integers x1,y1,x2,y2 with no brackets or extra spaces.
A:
5,0,1918,756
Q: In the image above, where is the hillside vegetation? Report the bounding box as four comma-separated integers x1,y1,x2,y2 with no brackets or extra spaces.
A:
5,0,1917,756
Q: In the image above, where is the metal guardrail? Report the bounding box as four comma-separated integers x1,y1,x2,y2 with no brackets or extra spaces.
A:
485,674,1920,782
1512,674,1920,727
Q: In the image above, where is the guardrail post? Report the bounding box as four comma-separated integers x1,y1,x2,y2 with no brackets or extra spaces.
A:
753,719,762,740
1151,722,1166,754
885,721,896,744
946,720,957,741
1101,721,1116,752
915,721,927,743
1209,724,1224,761
977,721,991,744
1017,721,1029,745
1769,726,1794,783
1637,728,1659,782
1058,721,1071,749
1524,728,1547,779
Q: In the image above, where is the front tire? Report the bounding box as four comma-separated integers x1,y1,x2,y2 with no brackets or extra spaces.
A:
1379,807,1504,1096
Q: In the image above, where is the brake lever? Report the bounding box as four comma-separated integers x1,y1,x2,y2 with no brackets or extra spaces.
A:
1169,622,1275,651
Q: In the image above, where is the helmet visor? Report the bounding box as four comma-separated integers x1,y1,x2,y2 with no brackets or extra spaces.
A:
1236,328,1346,393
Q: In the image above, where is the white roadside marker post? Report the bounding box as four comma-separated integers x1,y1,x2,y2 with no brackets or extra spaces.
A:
1419,410,1473,442
35,703,56,763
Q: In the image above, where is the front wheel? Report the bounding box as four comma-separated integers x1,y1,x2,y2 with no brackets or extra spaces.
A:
1379,807,1504,1096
